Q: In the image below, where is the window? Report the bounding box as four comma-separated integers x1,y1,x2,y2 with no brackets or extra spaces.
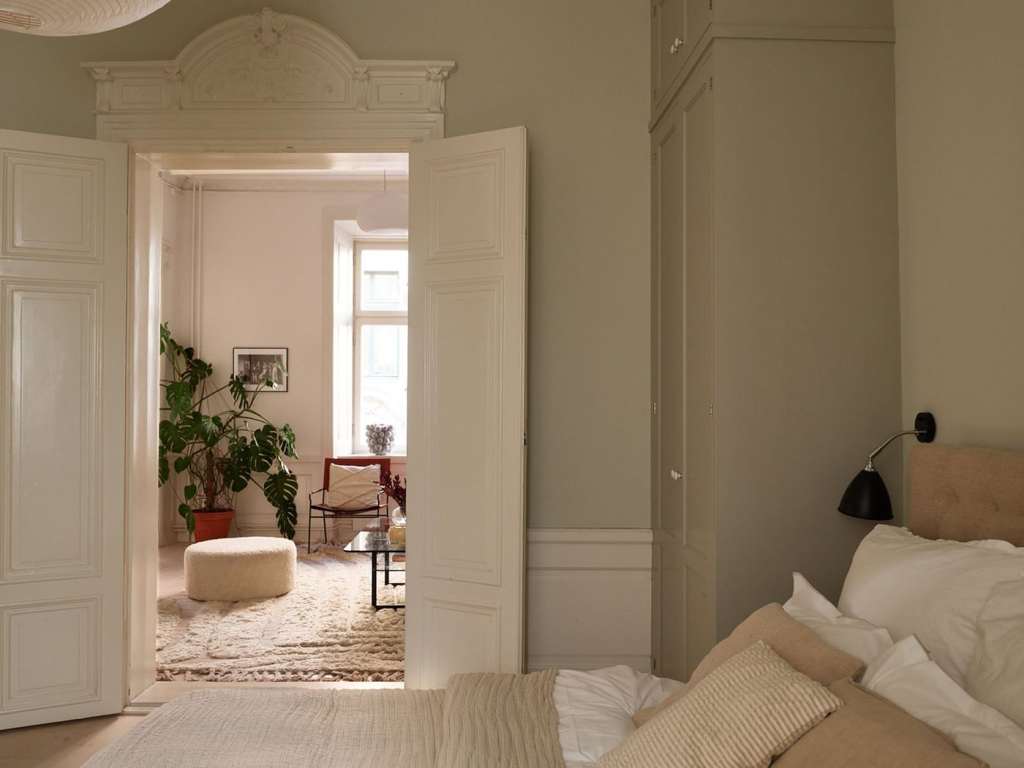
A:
353,243,408,453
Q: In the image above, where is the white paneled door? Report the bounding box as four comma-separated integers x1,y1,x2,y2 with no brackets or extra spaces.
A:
406,127,528,689
0,130,128,729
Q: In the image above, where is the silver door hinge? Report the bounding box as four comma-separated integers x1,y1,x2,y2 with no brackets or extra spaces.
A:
708,402,715,416
523,432,528,446
652,401,658,416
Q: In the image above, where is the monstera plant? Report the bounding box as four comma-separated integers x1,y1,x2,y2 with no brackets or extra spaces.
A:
158,324,299,540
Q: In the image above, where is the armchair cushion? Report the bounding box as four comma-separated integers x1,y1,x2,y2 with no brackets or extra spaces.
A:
327,463,381,510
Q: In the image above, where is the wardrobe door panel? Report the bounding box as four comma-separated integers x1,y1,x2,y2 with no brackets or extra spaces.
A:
652,91,687,681
680,63,716,679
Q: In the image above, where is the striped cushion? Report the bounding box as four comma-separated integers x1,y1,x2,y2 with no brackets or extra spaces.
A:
599,641,842,768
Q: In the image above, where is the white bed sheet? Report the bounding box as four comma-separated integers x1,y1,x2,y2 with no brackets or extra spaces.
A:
555,665,684,765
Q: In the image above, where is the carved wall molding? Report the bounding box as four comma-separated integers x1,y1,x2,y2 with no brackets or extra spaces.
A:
82,7,456,152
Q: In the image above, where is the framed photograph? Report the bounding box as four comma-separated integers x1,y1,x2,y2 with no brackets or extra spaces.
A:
233,347,289,392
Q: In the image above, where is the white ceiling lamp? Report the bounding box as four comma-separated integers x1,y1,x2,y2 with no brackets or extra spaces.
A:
356,174,409,234
0,0,172,36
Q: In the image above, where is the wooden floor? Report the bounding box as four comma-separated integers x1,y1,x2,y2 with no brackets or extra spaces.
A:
0,713,144,768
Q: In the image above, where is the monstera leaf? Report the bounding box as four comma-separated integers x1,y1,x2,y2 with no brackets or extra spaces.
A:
264,470,298,539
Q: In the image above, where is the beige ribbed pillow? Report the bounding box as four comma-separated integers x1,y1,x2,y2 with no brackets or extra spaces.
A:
600,641,842,768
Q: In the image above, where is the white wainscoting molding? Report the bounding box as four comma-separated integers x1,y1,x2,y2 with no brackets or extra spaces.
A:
527,528,653,673
174,520,655,673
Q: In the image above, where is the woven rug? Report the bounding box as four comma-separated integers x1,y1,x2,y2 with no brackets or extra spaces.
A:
157,547,404,682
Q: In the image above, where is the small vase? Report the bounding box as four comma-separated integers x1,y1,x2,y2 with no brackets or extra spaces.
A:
366,423,394,456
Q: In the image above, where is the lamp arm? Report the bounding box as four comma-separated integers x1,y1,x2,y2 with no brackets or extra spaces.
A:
865,429,921,470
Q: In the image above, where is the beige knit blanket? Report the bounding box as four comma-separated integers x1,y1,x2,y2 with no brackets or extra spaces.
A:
85,670,564,768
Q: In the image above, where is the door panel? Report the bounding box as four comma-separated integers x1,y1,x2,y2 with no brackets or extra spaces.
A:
681,70,715,678
652,93,687,680
0,129,127,729
5,282,100,581
653,65,715,681
406,127,527,690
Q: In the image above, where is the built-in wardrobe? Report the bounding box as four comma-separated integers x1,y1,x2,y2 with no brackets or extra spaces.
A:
650,0,902,680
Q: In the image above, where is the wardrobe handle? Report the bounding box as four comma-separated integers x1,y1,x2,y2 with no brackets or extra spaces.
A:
669,37,684,55
669,469,683,481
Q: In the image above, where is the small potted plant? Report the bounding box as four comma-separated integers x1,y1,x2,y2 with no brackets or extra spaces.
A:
159,324,299,541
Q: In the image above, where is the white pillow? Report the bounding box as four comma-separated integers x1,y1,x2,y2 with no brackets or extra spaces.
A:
966,579,1024,728
863,636,1024,768
326,463,380,510
838,524,1024,684
554,665,683,764
783,572,893,666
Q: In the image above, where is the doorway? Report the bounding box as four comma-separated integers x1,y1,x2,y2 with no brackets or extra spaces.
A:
137,152,410,701
0,9,529,734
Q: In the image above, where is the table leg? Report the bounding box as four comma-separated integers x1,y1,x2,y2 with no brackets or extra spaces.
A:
371,551,378,609
384,551,390,585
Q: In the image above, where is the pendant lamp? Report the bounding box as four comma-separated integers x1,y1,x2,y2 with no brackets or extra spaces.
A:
0,1,171,36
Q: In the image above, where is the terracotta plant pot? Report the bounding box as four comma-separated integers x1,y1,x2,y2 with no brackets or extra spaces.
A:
193,509,235,542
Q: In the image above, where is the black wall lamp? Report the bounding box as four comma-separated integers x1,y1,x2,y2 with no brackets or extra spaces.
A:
838,411,937,521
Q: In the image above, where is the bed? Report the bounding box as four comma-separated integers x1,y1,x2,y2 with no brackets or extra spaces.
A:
86,443,1024,767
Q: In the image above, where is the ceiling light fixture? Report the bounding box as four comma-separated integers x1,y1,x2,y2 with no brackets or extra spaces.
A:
356,173,409,234
0,1,171,36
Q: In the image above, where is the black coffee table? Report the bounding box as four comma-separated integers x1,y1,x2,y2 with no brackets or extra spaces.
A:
344,530,405,609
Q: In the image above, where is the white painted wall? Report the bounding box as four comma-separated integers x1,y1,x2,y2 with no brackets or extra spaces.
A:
160,187,407,544
158,181,189,545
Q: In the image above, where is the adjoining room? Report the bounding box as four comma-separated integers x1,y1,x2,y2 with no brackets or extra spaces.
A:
152,152,410,687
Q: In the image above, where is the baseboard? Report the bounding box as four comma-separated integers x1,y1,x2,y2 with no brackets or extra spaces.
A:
527,528,653,673
526,654,653,673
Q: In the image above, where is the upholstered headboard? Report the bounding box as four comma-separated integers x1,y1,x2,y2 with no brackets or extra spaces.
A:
909,443,1024,546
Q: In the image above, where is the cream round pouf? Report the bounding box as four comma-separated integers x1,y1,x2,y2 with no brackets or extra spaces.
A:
184,537,296,602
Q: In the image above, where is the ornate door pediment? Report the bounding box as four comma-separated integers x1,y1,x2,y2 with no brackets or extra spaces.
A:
83,7,456,151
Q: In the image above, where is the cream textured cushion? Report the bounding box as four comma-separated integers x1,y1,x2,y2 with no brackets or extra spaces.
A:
863,636,1024,768
599,641,842,768
327,463,381,510
690,603,864,687
632,604,861,726
775,679,984,767
185,537,296,601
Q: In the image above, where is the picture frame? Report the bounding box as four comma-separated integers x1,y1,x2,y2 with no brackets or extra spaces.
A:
233,347,289,392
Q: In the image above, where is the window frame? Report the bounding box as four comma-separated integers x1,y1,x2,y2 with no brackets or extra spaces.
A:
352,240,409,454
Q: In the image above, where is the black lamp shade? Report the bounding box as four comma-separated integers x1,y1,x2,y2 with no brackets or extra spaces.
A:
838,469,893,521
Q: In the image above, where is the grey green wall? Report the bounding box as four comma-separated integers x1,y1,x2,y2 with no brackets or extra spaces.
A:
895,0,1024,458
0,0,652,529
